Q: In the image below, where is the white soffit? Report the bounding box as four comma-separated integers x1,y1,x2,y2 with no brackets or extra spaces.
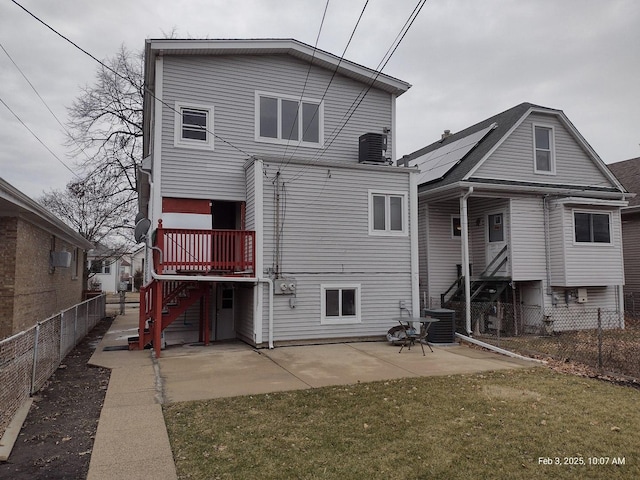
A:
411,123,496,185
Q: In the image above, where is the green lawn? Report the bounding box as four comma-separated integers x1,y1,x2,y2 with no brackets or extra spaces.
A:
164,367,639,479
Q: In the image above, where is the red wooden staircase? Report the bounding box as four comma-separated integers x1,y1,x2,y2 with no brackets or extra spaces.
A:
129,279,211,357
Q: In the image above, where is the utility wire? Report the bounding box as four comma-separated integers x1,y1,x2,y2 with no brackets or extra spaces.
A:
279,0,370,174
0,95,78,177
0,41,95,166
279,0,330,167
10,0,256,160
287,0,427,184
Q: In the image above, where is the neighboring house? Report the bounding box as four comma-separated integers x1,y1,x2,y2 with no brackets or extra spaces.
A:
400,103,630,335
608,157,640,298
136,38,417,355
0,178,93,340
87,245,126,293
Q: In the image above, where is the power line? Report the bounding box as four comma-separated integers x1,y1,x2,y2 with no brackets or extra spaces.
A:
279,0,370,174
10,0,256,160
0,95,79,177
0,41,95,165
279,0,331,167
287,0,427,184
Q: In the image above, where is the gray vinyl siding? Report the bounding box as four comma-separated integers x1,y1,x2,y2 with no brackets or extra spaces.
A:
258,162,414,342
467,197,509,276
418,198,428,306
234,284,254,344
245,163,255,230
547,286,621,330
264,273,412,343
549,202,624,286
473,113,613,188
509,196,547,281
425,200,462,304
622,213,640,295
548,202,566,285
159,54,393,200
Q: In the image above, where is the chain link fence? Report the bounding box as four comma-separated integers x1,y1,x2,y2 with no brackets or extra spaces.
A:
0,294,106,440
433,296,639,382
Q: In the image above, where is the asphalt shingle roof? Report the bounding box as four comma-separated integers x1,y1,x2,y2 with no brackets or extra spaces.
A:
403,102,559,190
608,157,640,208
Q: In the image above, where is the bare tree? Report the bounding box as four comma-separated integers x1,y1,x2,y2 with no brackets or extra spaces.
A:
40,177,135,287
66,45,144,198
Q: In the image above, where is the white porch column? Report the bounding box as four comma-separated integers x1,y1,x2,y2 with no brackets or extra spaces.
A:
410,172,420,317
460,187,474,334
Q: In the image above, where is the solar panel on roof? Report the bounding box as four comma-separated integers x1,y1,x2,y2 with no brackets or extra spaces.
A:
411,123,496,185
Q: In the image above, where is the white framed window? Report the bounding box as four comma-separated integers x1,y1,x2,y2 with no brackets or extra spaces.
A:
255,91,323,147
533,124,555,174
451,216,461,238
573,210,611,244
369,191,408,236
320,284,361,325
174,102,214,149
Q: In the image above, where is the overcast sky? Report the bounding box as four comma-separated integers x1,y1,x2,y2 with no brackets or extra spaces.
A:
1,0,639,200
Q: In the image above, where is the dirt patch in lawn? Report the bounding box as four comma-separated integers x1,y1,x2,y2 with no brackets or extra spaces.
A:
0,316,113,480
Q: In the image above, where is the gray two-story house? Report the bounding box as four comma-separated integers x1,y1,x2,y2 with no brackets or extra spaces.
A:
136,39,418,355
401,103,630,336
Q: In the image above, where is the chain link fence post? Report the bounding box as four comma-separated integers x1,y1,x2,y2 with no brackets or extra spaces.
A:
30,323,40,395
597,307,602,370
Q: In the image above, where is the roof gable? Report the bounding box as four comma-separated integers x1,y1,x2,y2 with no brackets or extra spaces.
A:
404,103,625,195
145,38,411,96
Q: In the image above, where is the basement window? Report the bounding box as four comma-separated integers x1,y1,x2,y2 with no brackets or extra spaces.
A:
321,284,361,324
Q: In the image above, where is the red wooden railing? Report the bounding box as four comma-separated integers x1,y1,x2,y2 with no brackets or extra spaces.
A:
154,220,255,274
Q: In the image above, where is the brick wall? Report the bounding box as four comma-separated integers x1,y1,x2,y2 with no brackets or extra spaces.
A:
0,218,85,339
0,217,18,339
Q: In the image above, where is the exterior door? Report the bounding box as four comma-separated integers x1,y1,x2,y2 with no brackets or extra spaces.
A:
214,285,235,340
486,211,508,276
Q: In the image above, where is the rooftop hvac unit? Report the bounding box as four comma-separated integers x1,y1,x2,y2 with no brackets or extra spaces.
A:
359,133,387,164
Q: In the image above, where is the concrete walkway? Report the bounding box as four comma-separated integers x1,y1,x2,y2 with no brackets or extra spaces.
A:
87,308,536,480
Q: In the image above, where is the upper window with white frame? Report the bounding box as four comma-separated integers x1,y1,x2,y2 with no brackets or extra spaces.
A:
255,92,323,147
174,102,214,149
321,284,361,324
369,191,407,236
574,211,611,244
533,124,555,174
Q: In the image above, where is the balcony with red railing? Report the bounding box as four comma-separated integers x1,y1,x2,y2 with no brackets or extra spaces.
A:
153,220,255,276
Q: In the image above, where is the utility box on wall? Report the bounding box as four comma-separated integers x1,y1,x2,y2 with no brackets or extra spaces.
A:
577,288,588,303
274,278,297,295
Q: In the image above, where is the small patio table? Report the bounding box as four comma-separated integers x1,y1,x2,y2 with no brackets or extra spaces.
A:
392,316,439,356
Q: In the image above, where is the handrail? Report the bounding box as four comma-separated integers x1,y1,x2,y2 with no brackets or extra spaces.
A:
153,220,255,274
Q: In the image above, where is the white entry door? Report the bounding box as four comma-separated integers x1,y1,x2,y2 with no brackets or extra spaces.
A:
215,286,235,340
486,211,508,276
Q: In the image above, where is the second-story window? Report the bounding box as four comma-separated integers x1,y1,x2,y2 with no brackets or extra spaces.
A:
256,92,323,147
533,124,555,174
174,102,214,149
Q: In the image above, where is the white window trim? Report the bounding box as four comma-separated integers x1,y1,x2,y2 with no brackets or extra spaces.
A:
451,215,461,240
320,284,362,325
532,123,556,175
254,91,324,148
174,102,214,150
572,209,613,246
368,190,408,236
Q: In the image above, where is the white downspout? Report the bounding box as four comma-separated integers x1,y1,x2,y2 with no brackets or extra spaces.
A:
460,187,474,335
410,172,420,317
